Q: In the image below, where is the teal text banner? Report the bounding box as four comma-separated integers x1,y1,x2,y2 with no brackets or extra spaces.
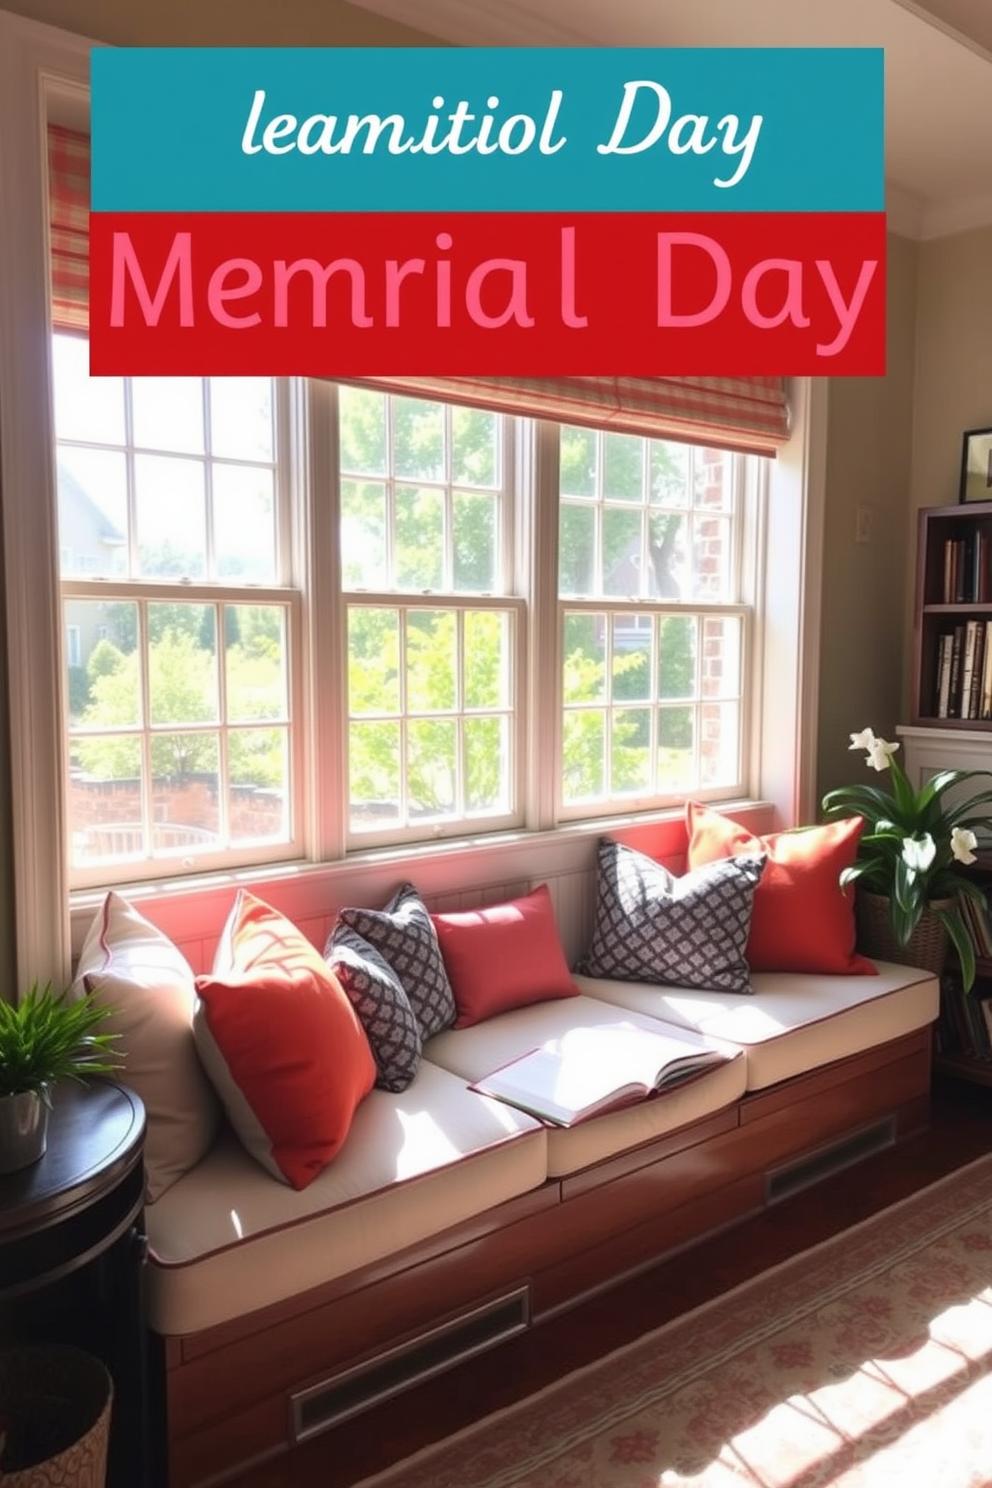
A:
90,47,883,214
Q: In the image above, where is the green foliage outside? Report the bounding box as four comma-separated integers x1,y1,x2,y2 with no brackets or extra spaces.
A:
74,610,286,789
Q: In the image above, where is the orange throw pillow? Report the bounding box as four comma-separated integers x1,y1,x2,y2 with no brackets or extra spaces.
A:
194,890,376,1188
685,803,876,976
432,884,579,1029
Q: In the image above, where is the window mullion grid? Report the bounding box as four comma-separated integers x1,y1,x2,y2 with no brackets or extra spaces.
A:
214,599,231,851
136,598,154,862
443,403,454,593
693,609,704,788
499,415,512,595
604,613,615,805
639,437,651,599
455,607,465,820
556,599,749,820
201,380,219,581
649,614,660,797
302,377,345,861
527,420,560,832
123,378,138,578
385,397,397,587
689,444,700,604
594,430,604,600
272,378,293,588
398,604,410,830
730,452,745,603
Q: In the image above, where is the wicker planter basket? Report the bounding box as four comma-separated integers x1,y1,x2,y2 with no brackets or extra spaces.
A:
0,1345,113,1488
855,890,954,975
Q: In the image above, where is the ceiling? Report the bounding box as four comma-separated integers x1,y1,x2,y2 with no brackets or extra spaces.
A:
345,0,992,240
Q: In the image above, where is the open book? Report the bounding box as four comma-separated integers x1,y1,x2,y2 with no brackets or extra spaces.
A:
471,1022,734,1127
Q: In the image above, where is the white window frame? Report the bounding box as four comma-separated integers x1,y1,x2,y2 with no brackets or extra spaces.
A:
64,623,81,669
555,603,752,820
342,594,526,849
54,351,303,889
0,13,826,991
553,431,751,821
62,580,303,889
334,385,526,849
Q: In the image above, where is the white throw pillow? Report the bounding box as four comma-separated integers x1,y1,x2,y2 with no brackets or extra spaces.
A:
73,892,220,1202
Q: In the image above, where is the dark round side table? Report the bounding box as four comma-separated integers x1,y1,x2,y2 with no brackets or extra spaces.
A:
0,1079,150,1488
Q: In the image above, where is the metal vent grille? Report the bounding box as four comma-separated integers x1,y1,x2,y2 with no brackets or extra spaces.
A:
290,1286,531,1443
765,1117,897,1205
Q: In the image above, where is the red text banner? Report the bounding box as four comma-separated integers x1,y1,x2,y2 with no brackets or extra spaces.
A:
90,211,886,376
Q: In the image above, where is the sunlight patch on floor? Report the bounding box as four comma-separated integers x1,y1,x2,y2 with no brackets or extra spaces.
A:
658,1290,992,1487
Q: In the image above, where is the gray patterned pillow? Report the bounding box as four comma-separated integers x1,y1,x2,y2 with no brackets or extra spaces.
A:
325,922,423,1092
576,838,765,994
338,882,457,1040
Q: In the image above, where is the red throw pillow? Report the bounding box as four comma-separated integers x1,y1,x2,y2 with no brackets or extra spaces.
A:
194,890,376,1189
685,803,876,976
432,884,580,1029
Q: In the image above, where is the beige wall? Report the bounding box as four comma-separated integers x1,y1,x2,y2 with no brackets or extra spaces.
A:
817,224,992,803
908,225,992,553
0,0,443,45
815,233,919,802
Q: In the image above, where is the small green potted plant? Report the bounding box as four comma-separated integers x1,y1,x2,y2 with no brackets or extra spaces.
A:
0,983,120,1174
822,728,992,991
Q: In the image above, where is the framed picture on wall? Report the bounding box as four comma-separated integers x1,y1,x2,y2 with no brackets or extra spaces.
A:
959,427,992,503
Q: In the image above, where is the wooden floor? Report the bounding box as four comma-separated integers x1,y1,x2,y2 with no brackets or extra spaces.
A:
232,1074,992,1488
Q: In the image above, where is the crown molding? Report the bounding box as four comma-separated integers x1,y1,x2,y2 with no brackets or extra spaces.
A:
345,0,593,46
885,183,926,240
889,0,992,66
918,194,992,240
888,179,992,240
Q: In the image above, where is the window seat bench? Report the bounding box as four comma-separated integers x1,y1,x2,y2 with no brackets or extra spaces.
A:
146,959,937,1488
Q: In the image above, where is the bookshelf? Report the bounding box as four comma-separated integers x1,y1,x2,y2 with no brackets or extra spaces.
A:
908,504,992,1083
912,499,992,727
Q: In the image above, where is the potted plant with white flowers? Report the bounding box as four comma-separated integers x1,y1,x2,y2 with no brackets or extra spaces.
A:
821,729,992,990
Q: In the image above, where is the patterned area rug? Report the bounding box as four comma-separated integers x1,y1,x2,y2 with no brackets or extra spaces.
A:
360,1155,992,1488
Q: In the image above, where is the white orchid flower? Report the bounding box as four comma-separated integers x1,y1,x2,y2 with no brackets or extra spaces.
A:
865,735,900,772
902,835,936,873
849,728,876,752
951,826,978,865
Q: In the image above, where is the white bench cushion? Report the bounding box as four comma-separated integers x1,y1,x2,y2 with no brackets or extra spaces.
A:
572,961,938,1089
145,1059,546,1336
424,994,746,1178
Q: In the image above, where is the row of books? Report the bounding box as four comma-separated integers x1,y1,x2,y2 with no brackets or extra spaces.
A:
942,530,991,604
936,972,992,1062
961,886,992,960
932,618,992,720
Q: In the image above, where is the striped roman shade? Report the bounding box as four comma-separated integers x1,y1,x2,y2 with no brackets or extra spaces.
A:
48,124,89,333
335,375,790,456
44,126,790,452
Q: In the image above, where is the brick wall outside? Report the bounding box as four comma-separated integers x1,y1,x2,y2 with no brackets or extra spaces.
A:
70,774,286,859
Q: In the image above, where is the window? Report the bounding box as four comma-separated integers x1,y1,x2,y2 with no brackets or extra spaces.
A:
54,357,760,882
338,387,522,844
53,334,296,884
557,428,746,813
